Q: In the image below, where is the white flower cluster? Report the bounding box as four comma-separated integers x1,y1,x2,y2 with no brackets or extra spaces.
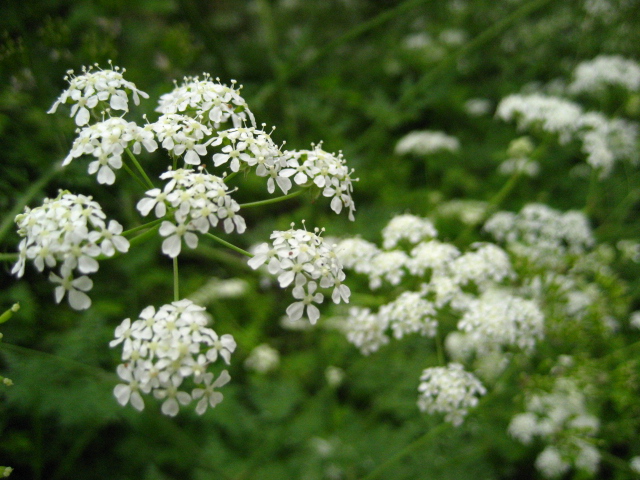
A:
336,214,536,358
342,307,390,355
484,203,595,268
152,114,213,165
496,93,639,176
508,377,601,478
434,200,489,226
156,74,255,129
48,63,149,126
286,145,358,221
569,55,640,94
12,191,129,310
381,214,437,249
211,126,292,192
244,343,280,373
417,363,486,426
457,290,544,354
63,117,158,184
110,299,236,416
248,224,350,324
379,291,437,339
395,130,460,156
137,168,245,257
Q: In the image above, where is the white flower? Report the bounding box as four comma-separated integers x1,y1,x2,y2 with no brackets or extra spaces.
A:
395,130,460,156
382,214,437,249
535,446,570,478
244,344,280,373
13,191,125,310
343,307,390,355
137,168,246,258
152,114,212,165
63,117,157,185
569,55,640,94
286,145,357,221
457,290,544,353
417,363,486,426
156,75,255,129
379,291,437,339
110,299,235,416
286,281,324,324
48,63,148,126
248,224,350,325
192,370,231,414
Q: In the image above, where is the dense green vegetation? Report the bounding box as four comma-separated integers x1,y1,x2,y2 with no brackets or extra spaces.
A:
1,1,639,479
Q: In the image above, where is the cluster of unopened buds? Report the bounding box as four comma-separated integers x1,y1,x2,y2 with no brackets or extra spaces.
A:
10,62,357,416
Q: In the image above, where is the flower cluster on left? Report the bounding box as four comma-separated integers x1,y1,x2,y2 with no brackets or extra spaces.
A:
12,191,129,310
10,62,355,416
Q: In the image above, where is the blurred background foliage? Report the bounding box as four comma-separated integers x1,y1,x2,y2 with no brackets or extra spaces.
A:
1,0,639,478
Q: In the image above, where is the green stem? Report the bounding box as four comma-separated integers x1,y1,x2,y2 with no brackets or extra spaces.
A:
204,233,253,258
223,170,241,184
125,148,155,190
0,342,116,382
122,217,166,237
0,304,19,325
360,422,450,480
584,168,600,216
435,328,445,366
239,189,305,208
253,0,431,109
0,253,18,262
128,224,161,249
121,160,149,190
173,257,180,302
0,161,62,244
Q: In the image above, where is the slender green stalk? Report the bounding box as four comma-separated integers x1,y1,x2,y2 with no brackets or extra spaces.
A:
360,422,451,480
128,224,161,249
253,0,431,108
0,161,62,244
0,253,18,262
173,257,180,301
0,303,19,325
0,342,116,382
125,148,155,189
121,160,149,190
223,170,241,184
584,168,600,216
455,171,522,244
204,233,253,258
239,189,305,208
122,217,166,237
435,329,445,366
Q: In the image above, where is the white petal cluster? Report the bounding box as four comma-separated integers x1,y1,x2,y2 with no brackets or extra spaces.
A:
569,55,640,94
211,126,296,194
485,203,594,267
367,250,409,289
335,237,379,273
496,93,639,176
509,377,601,477
379,291,437,339
110,299,235,416
434,199,489,226
417,363,486,426
152,114,213,165
343,307,390,355
137,168,245,258
286,145,358,221
407,240,460,277
457,290,544,353
382,214,437,249
63,117,158,184
248,224,350,324
244,343,280,373
12,191,129,310
395,130,460,156
156,74,255,129
48,63,149,126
